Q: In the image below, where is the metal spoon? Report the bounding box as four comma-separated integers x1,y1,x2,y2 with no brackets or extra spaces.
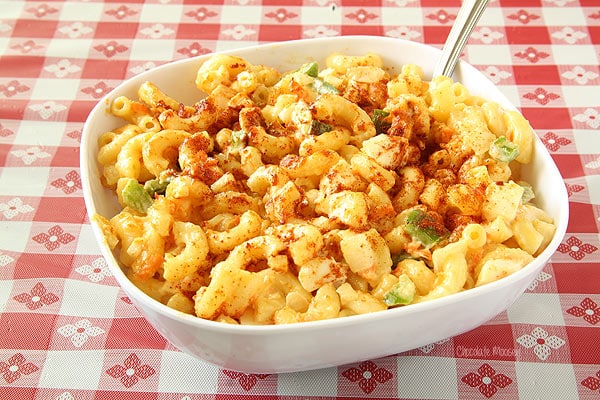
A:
432,0,491,78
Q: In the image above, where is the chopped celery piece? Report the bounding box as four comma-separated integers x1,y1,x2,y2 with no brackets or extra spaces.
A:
310,120,332,135
122,179,153,213
231,129,247,150
372,109,391,135
313,78,339,95
383,274,416,306
391,252,414,266
490,136,520,163
144,178,170,197
298,61,319,78
519,182,535,204
405,209,449,248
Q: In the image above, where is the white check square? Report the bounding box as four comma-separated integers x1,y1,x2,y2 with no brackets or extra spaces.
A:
39,350,105,389
507,293,565,326
59,279,119,318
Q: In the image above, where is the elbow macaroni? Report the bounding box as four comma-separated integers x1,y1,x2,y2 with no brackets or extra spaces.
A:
94,52,555,325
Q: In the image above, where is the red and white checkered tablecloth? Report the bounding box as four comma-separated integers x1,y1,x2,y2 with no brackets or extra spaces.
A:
1,0,599,399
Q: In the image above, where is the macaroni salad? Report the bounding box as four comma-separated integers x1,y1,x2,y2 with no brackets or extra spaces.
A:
94,52,556,324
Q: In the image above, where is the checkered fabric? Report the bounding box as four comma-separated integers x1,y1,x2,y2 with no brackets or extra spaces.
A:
0,0,599,399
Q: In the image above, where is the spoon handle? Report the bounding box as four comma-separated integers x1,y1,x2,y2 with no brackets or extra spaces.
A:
433,0,490,78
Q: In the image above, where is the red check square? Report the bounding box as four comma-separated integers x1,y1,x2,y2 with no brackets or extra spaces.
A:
0,312,57,350
567,202,600,233
554,263,600,294
588,26,600,44
0,56,46,78
550,154,585,179
0,388,37,400
0,144,10,166
340,0,382,5
182,0,223,3
51,146,80,168
177,23,220,40
521,107,572,130
94,391,159,400
422,26,453,45
420,0,460,6
14,253,75,279
565,326,600,364
67,100,98,123
513,65,561,85
81,59,129,79
500,0,542,6
263,0,303,4
12,19,59,39
104,317,168,350
34,197,87,224
454,324,517,361
0,100,28,120
259,24,303,41
95,22,140,39
341,25,383,36
506,27,550,45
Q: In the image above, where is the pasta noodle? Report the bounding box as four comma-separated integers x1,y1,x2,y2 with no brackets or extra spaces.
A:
93,52,556,325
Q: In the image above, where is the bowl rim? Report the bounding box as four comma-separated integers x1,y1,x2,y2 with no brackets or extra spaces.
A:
80,35,570,335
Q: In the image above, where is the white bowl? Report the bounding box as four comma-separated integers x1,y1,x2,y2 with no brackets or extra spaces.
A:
81,36,569,373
